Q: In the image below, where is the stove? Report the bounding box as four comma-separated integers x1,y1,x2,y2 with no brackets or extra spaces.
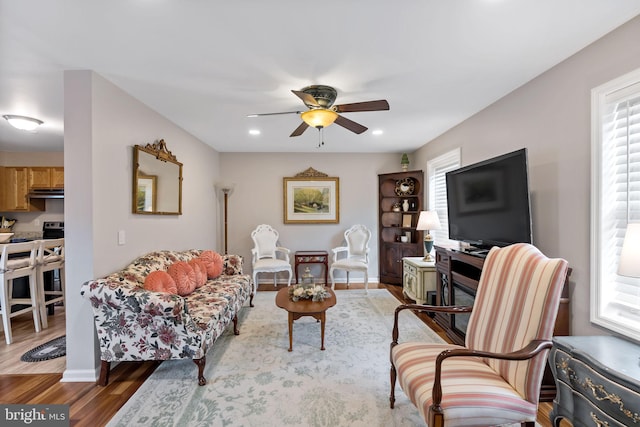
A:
43,221,64,239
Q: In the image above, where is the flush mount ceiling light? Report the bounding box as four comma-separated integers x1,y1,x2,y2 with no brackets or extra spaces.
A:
300,109,338,129
3,115,44,131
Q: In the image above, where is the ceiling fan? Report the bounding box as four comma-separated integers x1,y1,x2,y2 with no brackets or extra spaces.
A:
248,85,390,138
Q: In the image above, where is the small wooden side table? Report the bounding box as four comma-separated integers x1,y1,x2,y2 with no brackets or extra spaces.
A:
275,287,337,351
294,250,328,285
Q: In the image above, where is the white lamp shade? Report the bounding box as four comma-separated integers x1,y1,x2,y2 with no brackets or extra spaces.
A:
618,223,640,278
416,211,441,231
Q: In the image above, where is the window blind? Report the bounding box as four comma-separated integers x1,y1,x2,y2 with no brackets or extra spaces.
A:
427,149,460,246
597,83,640,337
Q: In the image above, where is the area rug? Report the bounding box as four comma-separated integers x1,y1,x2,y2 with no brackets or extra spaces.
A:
20,335,66,362
107,290,446,426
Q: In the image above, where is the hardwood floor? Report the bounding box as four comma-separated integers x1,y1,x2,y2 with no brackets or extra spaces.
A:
0,284,561,426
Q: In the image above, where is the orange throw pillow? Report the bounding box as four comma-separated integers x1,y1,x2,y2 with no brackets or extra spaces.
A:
143,270,178,294
167,261,196,296
199,250,224,279
189,258,207,288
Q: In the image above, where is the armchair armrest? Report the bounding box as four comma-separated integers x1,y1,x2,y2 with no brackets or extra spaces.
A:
331,246,348,261
275,247,290,262
391,303,473,345
430,340,552,413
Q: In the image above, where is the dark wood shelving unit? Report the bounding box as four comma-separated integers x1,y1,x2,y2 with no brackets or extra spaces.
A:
378,170,424,285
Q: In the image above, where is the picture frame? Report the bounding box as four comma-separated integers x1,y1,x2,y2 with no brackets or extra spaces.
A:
402,214,412,228
284,169,339,224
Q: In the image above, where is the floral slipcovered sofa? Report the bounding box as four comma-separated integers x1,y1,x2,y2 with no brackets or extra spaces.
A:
80,249,253,386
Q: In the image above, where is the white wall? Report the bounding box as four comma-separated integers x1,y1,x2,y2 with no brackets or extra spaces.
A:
413,15,640,338
219,152,399,283
63,71,221,381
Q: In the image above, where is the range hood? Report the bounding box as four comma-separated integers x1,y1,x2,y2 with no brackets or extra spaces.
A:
28,189,64,199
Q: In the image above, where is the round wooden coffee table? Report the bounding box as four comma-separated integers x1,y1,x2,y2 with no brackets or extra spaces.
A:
275,287,336,351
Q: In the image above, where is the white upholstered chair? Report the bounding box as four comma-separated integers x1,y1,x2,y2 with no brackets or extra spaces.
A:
36,238,65,329
329,224,371,291
0,241,41,344
390,243,569,427
251,224,292,293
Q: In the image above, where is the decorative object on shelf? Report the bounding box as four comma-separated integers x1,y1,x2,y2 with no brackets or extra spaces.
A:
400,235,408,243
392,202,401,212
401,153,409,171
416,210,441,262
284,168,339,224
402,214,412,228
618,223,640,277
402,199,409,212
394,177,415,196
301,267,315,285
288,283,330,302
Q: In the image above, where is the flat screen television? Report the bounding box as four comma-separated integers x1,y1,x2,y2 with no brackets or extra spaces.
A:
446,148,532,251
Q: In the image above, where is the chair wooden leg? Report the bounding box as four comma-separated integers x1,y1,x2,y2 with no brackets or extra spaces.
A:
390,363,397,408
233,314,239,335
194,356,207,386
428,406,445,427
0,280,12,345
28,271,41,333
98,360,111,386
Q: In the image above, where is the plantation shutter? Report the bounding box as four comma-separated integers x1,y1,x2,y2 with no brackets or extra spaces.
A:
427,149,460,246
598,82,640,333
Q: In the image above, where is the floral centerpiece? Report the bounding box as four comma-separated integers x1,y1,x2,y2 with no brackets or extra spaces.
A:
289,284,330,302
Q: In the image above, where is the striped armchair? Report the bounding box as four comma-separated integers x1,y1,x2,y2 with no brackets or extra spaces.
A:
390,243,569,427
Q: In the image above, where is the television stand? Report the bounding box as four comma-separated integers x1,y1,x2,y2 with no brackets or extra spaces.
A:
434,245,571,402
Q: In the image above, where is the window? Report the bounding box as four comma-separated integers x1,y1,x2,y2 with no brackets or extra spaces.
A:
591,67,640,341
427,148,460,246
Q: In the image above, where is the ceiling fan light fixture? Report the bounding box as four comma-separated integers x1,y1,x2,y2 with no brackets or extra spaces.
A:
301,109,338,129
3,114,43,131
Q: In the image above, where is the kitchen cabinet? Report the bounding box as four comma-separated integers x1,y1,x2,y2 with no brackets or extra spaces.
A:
28,167,64,189
378,170,424,285
1,167,45,212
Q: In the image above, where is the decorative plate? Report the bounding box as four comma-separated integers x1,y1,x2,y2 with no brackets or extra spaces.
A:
394,177,415,196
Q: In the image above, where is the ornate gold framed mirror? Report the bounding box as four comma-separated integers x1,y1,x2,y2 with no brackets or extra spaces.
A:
132,140,183,215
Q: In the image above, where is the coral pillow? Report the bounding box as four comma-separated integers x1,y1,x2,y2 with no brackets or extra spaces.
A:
189,258,207,288
199,250,224,279
167,261,196,296
143,270,178,294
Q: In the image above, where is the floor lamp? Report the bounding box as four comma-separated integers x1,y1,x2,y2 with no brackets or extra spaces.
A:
216,183,235,254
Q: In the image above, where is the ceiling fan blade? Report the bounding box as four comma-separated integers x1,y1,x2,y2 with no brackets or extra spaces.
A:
334,100,390,113
247,111,301,117
292,90,320,107
290,122,309,137
334,115,368,134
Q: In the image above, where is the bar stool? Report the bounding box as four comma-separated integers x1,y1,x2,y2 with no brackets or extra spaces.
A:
36,238,65,329
0,241,41,344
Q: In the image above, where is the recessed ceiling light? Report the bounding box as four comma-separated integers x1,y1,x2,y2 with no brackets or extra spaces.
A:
3,114,43,131
372,129,383,135
249,129,261,136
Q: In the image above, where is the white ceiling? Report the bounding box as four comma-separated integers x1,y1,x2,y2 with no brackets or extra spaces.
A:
1,1,640,153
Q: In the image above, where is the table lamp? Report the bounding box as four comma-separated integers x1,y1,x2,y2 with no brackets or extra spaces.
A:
618,223,640,278
416,210,441,262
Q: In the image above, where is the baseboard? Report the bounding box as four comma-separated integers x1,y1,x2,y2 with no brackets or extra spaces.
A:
60,367,99,383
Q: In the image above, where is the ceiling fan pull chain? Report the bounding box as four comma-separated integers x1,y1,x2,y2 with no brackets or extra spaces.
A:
317,127,325,148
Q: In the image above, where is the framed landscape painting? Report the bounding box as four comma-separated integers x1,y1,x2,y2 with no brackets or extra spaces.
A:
283,176,339,224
